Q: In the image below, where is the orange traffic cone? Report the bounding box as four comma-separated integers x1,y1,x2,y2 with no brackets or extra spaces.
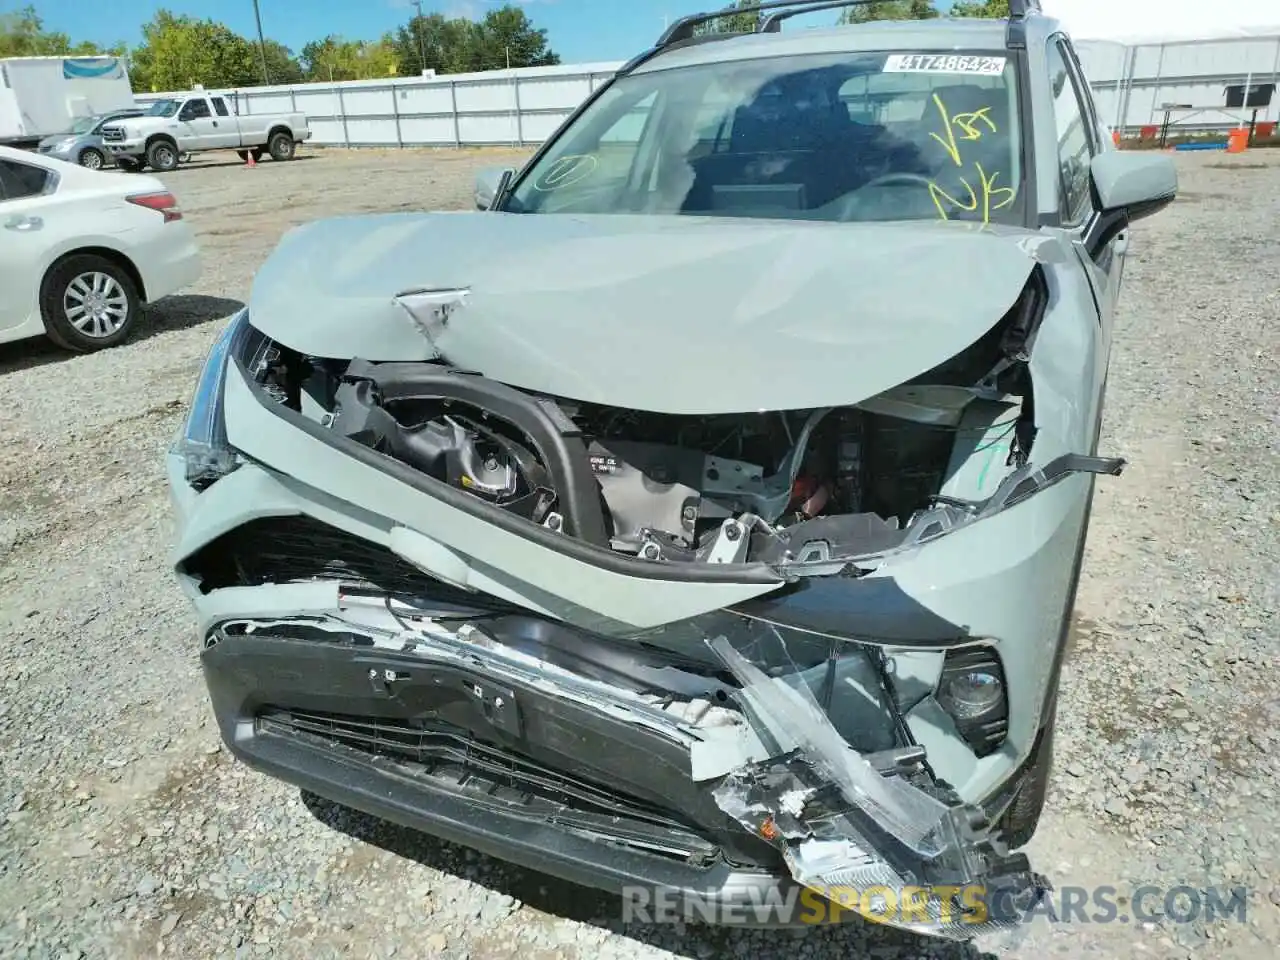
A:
245,150,257,168
1225,128,1249,153
1112,128,1121,147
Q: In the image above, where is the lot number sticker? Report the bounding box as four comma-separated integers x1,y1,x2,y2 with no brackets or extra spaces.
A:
883,54,1007,76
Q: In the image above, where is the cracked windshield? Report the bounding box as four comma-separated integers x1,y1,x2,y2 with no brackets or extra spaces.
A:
508,50,1024,224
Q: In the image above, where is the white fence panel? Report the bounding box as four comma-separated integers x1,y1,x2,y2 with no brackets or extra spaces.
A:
1079,33,1280,135
133,37,1280,148
135,61,627,148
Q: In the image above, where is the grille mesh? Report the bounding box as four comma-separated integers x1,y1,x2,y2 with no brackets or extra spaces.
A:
257,707,716,859
182,516,483,603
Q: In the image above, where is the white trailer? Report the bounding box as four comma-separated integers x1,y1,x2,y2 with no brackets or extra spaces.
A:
0,56,136,145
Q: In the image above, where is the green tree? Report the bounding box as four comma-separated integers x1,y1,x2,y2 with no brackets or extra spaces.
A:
127,10,298,91
839,1,940,23
692,0,762,36
473,6,559,70
949,0,1011,16
0,4,124,57
392,4,557,77
301,34,398,81
393,13,479,76
259,40,304,85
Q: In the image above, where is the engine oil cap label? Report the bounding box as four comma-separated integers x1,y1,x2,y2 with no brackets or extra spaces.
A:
589,455,620,475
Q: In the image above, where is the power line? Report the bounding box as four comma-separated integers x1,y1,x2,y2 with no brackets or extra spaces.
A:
251,0,270,85
411,0,429,75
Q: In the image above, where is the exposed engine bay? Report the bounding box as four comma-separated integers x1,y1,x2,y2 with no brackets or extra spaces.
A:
237,271,1050,571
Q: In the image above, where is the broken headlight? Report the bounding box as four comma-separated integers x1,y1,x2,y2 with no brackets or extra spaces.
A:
172,308,253,487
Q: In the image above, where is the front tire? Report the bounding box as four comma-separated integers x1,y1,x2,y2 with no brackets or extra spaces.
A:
146,139,179,172
40,254,140,353
267,132,295,161
998,714,1055,849
77,148,105,170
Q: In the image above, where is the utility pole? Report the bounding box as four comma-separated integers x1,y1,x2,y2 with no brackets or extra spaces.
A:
411,0,429,75
251,0,270,85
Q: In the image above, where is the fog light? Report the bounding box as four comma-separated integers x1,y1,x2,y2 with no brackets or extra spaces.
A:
937,646,1009,758
943,670,1004,721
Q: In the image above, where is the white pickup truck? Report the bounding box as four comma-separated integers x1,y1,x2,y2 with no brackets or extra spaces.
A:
100,92,311,172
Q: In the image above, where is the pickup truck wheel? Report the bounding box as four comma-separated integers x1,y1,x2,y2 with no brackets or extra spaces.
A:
77,148,105,170
146,140,179,172
267,132,295,161
40,254,141,353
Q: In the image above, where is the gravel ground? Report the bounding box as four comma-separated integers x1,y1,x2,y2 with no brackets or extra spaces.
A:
0,146,1277,960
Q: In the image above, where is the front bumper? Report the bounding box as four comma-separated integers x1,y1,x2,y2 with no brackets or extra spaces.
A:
203,622,813,923
106,141,147,158
200,606,1046,935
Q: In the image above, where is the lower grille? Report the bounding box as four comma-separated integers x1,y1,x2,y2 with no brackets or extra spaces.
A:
182,516,493,606
258,707,719,861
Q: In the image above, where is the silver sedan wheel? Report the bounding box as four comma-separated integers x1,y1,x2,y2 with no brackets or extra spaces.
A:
63,272,130,338
79,150,104,170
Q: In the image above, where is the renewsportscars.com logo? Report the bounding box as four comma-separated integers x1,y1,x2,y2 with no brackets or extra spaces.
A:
621,883,1251,927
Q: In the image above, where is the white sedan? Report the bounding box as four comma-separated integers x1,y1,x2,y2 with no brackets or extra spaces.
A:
0,144,201,352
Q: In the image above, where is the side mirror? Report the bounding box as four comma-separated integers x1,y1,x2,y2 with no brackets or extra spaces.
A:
474,166,514,211
1091,151,1177,222
1085,151,1177,255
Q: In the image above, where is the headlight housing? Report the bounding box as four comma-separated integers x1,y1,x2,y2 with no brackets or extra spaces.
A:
172,309,252,487
936,645,1009,757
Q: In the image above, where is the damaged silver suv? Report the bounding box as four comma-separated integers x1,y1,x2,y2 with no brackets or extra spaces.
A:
167,0,1178,940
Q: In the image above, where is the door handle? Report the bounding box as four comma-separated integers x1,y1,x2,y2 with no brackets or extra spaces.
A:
3,215,42,231
212,120,218,126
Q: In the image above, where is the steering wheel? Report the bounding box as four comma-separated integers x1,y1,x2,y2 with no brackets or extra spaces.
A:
834,172,936,222
859,172,936,191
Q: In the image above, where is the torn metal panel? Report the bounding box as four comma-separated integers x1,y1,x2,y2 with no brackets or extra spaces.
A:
706,635,1048,939
708,635,950,856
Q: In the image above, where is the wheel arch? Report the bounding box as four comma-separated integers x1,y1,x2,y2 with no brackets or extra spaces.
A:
44,246,147,302
145,133,179,153
266,124,294,143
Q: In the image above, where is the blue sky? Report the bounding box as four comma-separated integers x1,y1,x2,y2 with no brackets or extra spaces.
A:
25,0,955,64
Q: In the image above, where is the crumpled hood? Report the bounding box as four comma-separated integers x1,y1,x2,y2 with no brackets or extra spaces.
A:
249,211,1044,414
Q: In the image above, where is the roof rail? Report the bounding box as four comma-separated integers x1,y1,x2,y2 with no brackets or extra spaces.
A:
760,0,888,33
658,0,884,48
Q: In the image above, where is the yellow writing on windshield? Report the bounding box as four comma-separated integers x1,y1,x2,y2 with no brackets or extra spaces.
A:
928,163,1016,223
928,93,997,167
924,91,1015,225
